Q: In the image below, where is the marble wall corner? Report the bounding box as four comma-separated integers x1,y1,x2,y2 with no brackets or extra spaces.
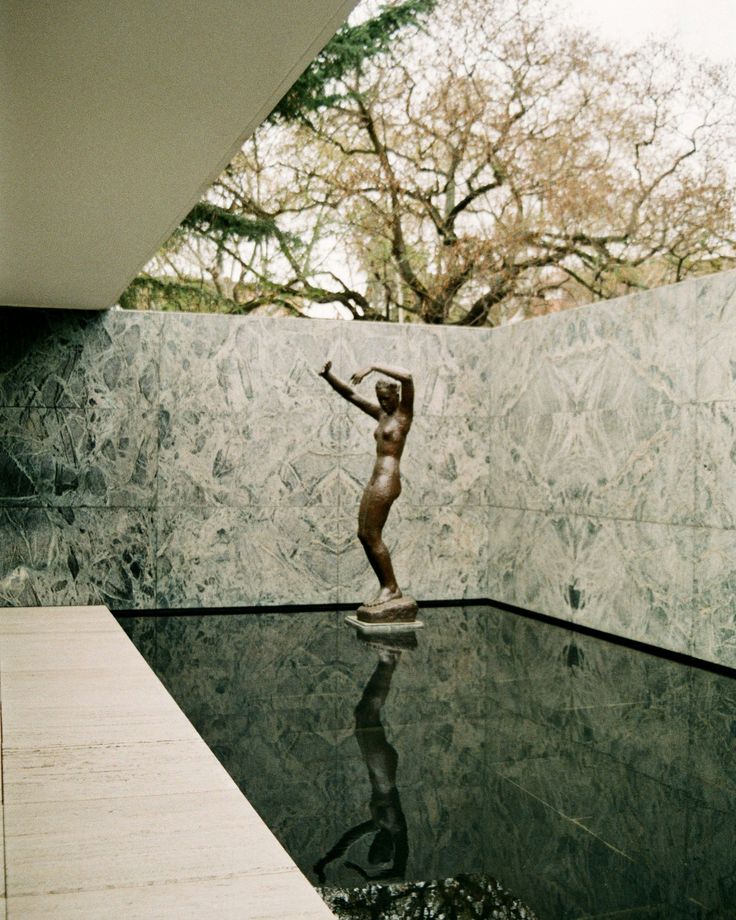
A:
692,526,736,670
487,508,696,659
695,269,736,403
0,507,155,608
572,517,694,657
487,507,576,621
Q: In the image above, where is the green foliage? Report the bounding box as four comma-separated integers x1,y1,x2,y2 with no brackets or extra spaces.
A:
182,202,278,243
119,275,237,313
181,201,304,249
270,0,437,122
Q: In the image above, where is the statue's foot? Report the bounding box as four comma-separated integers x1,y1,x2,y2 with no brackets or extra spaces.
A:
370,587,403,606
356,593,418,624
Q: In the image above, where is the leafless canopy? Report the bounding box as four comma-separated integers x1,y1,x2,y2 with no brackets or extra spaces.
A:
132,0,736,324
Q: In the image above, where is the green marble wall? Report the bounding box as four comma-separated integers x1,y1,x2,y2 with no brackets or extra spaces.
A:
3,270,736,667
0,308,490,609
487,271,736,669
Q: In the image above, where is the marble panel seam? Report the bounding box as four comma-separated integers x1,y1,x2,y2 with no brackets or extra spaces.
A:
486,502,716,530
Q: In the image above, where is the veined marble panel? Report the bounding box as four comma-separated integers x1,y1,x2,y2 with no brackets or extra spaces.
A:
489,412,586,513
488,318,545,418
573,517,694,656
487,508,576,621
339,409,489,510
490,405,695,525
490,282,695,417
337,503,487,604
160,312,343,416
158,406,341,508
692,527,736,670
156,506,338,607
579,405,695,524
0,508,154,609
340,321,492,417
402,325,491,417
0,407,157,508
695,402,736,528
489,510,696,656
696,269,736,403
0,308,160,408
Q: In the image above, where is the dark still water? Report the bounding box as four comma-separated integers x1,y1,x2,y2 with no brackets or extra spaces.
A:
117,605,735,920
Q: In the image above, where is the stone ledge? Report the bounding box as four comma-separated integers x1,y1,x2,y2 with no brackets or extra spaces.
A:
0,604,335,920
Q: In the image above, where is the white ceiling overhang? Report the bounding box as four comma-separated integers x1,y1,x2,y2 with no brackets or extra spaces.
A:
0,0,357,309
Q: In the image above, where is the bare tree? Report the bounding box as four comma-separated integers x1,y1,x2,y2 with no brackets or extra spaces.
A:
124,0,736,324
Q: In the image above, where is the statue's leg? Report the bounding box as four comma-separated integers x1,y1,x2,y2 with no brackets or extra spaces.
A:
357,486,401,602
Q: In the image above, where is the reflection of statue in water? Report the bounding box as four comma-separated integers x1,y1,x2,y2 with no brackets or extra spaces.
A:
314,633,415,884
318,361,418,624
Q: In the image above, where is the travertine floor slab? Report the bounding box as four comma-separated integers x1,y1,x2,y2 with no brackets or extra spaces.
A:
1,804,5,898
2,669,197,749
0,605,335,919
5,789,294,895
0,605,117,634
0,630,145,672
6,872,332,920
4,739,235,804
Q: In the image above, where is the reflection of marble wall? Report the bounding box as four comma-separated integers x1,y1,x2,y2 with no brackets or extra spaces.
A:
119,603,736,917
4,270,736,667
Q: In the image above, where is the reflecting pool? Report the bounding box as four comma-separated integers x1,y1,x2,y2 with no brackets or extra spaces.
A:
118,604,736,919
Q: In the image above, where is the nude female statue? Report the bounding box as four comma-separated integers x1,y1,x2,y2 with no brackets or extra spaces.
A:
318,361,414,614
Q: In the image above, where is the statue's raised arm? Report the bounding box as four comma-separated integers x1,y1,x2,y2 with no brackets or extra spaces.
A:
349,365,414,418
318,360,380,419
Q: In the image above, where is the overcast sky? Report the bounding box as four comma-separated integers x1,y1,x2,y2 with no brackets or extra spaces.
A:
564,0,736,63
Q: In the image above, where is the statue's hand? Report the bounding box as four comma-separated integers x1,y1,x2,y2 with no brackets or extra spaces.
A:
350,366,372,385
317,360,332,378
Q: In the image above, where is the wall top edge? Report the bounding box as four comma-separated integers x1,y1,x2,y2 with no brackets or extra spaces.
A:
5,268,735,335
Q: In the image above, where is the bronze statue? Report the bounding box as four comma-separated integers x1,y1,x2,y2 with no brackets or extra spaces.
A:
318,360,418,623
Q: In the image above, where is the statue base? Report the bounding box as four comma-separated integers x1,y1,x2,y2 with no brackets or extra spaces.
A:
345,614,424,633
352,594,420,627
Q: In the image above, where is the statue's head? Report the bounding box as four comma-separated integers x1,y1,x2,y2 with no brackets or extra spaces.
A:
375,379,400,413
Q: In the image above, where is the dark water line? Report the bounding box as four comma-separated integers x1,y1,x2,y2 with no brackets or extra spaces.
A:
114,595,736,680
